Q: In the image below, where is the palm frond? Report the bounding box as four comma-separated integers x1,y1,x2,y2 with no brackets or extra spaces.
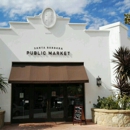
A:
0,74,8,93
112,47,130,96
112,46,130,81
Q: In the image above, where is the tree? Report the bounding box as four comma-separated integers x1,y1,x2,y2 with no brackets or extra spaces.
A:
0,74,8,93
124,13,130,25
112,46,130,96
112,75,130,96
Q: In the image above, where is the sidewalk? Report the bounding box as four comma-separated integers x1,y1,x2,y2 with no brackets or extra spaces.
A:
1,122,130,130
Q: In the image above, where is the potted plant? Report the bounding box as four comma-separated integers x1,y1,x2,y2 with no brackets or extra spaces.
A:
0,74,8,128
92,94,130,127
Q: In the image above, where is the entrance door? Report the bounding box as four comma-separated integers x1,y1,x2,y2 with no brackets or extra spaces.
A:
11,83,84,123
33,84,65,121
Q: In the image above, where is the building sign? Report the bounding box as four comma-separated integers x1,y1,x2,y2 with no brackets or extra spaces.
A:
52,91,56,97
27,46,71,56
73,105,86,124
19,93,24,98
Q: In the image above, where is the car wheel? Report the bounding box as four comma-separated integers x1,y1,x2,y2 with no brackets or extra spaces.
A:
14,111,20,116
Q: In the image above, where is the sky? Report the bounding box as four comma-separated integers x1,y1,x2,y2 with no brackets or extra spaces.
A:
0,0,130,36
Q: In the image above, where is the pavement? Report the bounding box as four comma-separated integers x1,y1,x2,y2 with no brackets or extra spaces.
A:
1,122,130,130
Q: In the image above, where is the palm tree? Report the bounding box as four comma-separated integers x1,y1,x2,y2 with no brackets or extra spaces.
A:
0,74,8,93
112,46,130,81
112,75,130,96
112,46,130,96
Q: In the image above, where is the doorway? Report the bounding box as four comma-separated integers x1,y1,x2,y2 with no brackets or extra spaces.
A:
11,83,84,123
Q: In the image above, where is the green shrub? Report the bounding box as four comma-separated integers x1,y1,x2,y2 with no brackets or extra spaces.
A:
118,95,130,110
93,95,130,110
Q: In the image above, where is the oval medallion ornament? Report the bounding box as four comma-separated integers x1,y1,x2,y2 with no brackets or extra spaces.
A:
41,8,57,28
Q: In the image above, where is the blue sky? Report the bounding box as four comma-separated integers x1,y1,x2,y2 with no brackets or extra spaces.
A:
0,0,130,36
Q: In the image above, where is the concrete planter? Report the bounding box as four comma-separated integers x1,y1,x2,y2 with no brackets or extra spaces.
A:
91,108,130,127
0,110,5,128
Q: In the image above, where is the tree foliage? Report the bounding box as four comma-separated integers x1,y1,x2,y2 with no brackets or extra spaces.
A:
0,74,8,93
112,46,130,96
112,46,130,81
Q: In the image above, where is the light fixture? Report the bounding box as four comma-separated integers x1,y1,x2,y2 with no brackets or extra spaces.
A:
97,76,101,87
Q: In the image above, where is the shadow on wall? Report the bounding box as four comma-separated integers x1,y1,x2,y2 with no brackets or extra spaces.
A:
0,38,20,123
10,22,35,30
85,31,109,38
48,19,69,37
0,39,19,78
85,69,111,103
68,24,86,31
0,28,18,36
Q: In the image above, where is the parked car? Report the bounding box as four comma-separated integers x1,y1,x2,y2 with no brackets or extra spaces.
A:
13,104,23,116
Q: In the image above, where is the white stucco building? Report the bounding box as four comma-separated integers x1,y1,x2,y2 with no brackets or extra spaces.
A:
0,8,130,123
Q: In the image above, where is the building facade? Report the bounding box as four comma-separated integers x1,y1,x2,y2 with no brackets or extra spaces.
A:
0,8,130,123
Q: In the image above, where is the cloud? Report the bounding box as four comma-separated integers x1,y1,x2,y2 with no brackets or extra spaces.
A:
82,13,108,29
92,0,102,3
115,0,130,13
98,9,117,17
0,0,102,19
108,11,117,16
0,22,8,27
88,18,108,30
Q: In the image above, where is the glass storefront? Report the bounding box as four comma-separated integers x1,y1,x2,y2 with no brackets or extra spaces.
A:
11,83,84,123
